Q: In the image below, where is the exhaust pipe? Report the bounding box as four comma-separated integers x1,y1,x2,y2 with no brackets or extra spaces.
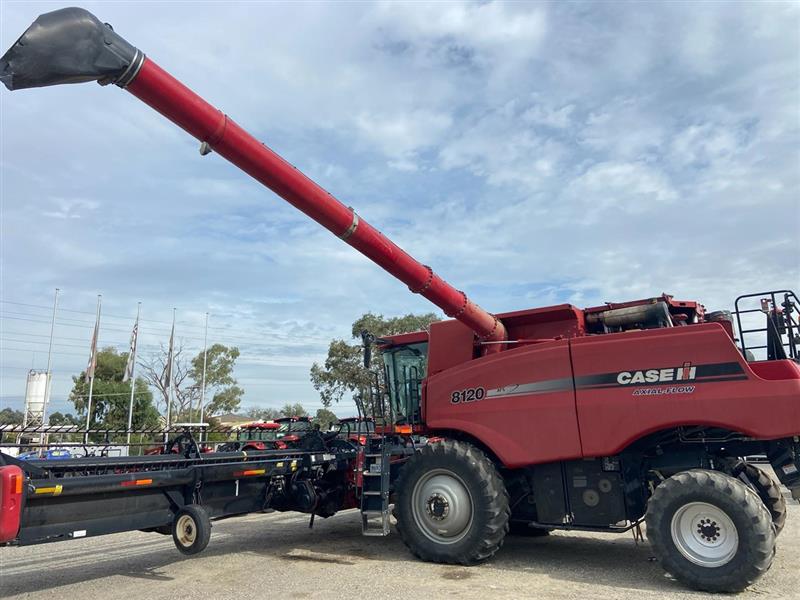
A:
1,7,507,351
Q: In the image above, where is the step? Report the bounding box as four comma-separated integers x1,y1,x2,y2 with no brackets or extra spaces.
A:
361,510,388,517
362,528,390,537
361,511,390,537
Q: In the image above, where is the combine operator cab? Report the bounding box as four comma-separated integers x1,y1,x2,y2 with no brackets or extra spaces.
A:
377,334,428,426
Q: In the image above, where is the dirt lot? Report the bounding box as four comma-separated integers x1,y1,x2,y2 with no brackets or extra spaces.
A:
1,499,798,600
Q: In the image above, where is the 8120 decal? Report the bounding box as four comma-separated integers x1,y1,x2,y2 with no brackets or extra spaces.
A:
450,387,486,404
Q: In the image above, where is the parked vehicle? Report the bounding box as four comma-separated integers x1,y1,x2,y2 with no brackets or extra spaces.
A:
17,448,72,461
274,416,313,445
217,422,282,452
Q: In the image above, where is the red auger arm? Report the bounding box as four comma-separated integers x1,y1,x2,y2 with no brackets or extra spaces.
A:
0,7,507,351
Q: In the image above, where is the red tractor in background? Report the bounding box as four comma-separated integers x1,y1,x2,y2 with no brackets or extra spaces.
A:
217,422,283,452
2,8,800,593
274,416,314,446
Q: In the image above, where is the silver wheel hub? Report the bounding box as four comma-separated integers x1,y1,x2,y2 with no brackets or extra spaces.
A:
670,502,739,567
426,493,450,521
411,469,473,544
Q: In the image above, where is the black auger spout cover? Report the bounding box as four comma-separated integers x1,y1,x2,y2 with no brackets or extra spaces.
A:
0,6,141,91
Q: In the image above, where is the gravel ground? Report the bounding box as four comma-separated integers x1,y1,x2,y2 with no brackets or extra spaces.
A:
1,499,798,600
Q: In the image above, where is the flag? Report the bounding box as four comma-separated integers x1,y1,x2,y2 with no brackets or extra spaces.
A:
85,315,99,382
122,319,139,382
164,319,175,387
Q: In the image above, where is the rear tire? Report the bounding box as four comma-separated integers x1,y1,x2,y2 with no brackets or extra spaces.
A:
733,462,787,535
172,504,212,555
395,440,509,564
646,469,775,592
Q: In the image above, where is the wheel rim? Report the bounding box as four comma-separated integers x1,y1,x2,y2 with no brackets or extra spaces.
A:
670,501,739,567
411,468,474,544
176,514,197,547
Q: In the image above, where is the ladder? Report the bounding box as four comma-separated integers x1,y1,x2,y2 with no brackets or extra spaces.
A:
360,434,391,536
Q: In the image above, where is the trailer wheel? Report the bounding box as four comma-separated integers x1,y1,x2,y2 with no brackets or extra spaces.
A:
172,505,212,555
646,469,775,592
395,439,509,565
733,462,787,536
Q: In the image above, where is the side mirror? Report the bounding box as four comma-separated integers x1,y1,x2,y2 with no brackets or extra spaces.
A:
361,330,376,368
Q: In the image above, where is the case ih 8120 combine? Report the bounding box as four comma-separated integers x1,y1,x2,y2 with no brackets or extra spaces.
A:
1,8,799,593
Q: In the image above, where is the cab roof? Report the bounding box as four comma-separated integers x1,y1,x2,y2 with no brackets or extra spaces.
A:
376,330,429,348
241,421,280,430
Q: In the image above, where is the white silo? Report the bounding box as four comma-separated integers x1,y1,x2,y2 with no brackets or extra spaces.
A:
23,370,49,427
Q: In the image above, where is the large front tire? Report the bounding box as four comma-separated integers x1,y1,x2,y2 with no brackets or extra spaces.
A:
395,440,509,565
646,469,775,593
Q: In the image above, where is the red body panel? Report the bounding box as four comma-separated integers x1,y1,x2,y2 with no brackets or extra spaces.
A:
571,324,800,456
427,320,475,375
425,340,583,468
423,304,586,376
0,465,23,543
424,321,800,468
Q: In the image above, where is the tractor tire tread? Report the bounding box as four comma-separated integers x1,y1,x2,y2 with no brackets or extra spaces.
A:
734,462,787,535
645,469,775,593
395,439,509,565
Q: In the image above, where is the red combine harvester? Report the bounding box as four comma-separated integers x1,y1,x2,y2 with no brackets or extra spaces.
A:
1,8,799,593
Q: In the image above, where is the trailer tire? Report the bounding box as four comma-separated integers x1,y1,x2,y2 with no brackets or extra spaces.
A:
733,462,787,536
646,469,775,593
172,504,212,555
395,439,509,565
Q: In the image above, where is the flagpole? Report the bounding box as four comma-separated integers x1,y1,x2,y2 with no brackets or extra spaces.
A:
165,308,176,443
198,312,209,442
40,288,59,454
84,294,101,444
125,302,141,452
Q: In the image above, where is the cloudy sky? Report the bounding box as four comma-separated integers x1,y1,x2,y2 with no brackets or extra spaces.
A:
1,1,798,419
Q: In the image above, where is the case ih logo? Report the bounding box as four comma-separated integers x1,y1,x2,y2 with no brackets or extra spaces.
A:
617,362,696,385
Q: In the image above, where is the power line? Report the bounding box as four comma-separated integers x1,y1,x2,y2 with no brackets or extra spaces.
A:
0,300,334,343
0,345,88,358
0,314,328,347
1,336,89,349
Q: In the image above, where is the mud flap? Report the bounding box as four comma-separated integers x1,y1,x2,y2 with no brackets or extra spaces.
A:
768,439,800,501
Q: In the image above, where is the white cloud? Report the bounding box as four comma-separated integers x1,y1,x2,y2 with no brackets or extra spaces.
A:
355,109,453,166
41,197,100,220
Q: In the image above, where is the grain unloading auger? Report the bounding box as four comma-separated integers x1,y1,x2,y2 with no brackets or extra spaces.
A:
0,6,506,352
3,8,800,594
